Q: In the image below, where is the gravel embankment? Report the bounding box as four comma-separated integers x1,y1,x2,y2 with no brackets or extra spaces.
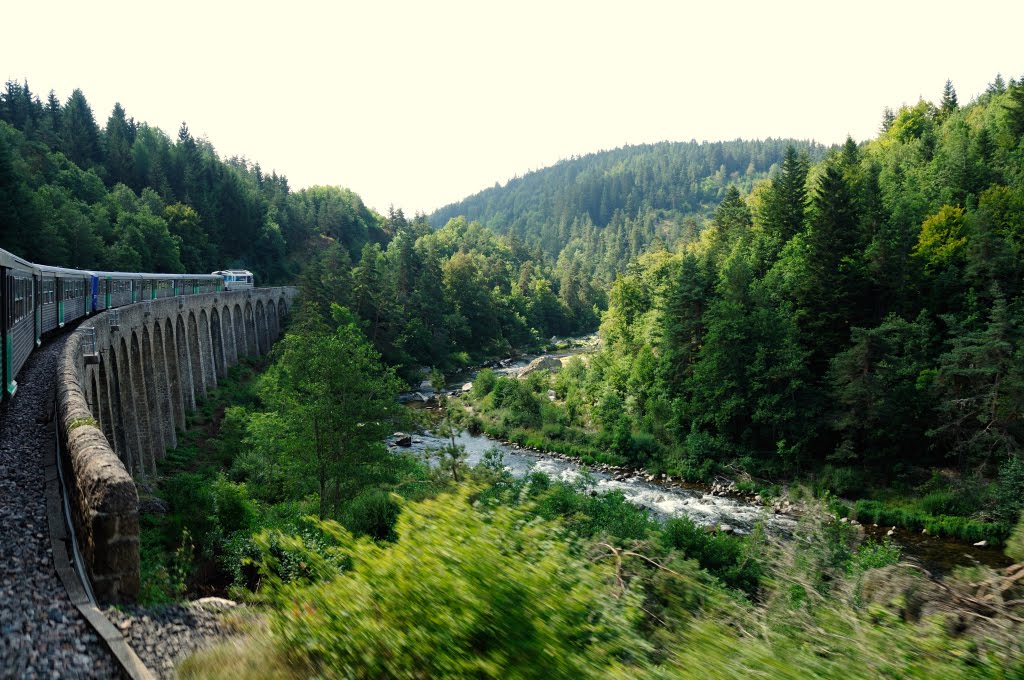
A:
0,336,121,679
103,601,242,678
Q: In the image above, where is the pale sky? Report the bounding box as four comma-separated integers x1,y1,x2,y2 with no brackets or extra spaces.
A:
3,1,1022,216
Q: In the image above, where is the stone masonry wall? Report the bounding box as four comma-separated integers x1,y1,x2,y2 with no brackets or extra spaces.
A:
56,287,295,602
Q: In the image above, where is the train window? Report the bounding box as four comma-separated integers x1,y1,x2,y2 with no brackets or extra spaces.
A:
14,278,23,322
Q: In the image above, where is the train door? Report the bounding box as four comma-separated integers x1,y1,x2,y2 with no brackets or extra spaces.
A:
34,274,41,346
2,268,9,398
56,277,64,327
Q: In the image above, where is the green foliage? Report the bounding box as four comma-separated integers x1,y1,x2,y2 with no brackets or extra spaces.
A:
914,204,967,270
251,308,406,519
659,517,763,595
1006,514,1024,562
253,491,650,678
473,367,498,397
340,489,400,541
850,499,1009,544
850,538,902,572
995,454,1024,521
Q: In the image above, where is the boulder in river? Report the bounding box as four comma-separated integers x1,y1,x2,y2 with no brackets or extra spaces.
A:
394,432,412,447
519,355,562,377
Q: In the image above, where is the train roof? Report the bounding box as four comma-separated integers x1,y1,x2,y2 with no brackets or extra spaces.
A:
0,246,223,281
35,264,93,276
212,269,253,276
0,247,38,271
88,271,222,280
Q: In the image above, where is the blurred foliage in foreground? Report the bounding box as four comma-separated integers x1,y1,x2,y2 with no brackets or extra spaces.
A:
179,488,1024,679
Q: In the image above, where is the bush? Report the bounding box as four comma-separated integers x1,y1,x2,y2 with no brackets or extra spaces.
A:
493,377,542,428
472,368,497,398
211,475,257,537
343,489,401,541
851,538,902,572
816,465,868,497
919,490,970,517
248,492,650,677
1007,514,1024,562
995,454,1024,521
659,517,762,596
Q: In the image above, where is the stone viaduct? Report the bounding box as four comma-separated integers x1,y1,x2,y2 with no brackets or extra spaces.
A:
55,287,296,601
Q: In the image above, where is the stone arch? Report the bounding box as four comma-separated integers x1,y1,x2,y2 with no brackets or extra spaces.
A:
244,301,257,356
108,344,128,465
222,305,237,367
278,295,287,319
267,299,279,340
118,337,142,475
87,367,100,427
255,300,269,355
98,359,116,448
199,309,217,389
233,303,246,358
176,314,195,411
166,318,185,429
142,326,168,462
210,306,226,378
153,322,177,451
130,331,155,475
188,311,206,401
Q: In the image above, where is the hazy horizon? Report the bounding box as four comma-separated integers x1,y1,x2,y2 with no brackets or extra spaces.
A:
4,0,1023,215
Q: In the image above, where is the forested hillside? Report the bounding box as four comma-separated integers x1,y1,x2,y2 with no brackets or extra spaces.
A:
0,82,601,373
508,76,1024,530
430,140,829,283
0,82,386,281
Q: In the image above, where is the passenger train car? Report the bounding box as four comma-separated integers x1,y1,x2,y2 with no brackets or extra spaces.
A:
211,269,254,290
1,246,226,400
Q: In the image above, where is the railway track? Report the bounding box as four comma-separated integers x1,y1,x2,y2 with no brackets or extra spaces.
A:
0,334,122,679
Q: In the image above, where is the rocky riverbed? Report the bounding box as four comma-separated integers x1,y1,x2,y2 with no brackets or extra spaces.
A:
393,429,800,536
0,336,120,679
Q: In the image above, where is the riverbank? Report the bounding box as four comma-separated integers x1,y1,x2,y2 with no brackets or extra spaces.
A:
431,366,1012,572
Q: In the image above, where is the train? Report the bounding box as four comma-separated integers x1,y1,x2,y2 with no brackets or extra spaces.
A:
0,247,251,401
212,269,255,290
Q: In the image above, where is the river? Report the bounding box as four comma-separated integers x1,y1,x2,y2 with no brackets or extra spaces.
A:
396,340,1012,573
395,429,796,536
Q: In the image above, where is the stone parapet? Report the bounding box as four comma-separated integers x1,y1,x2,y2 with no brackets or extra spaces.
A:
55,287,295,601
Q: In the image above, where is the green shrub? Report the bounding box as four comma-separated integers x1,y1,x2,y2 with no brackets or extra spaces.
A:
247,492,649,678
995,455,1024,521
817,465,868,497
343,488,401,541
659,517,762,596
472,368,497,398
211,475,257,536
851,538,902,572
1007,514,1024,562
919,490,969,517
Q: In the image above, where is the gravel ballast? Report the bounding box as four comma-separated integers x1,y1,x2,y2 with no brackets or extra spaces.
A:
103,602,241,678
0,336,121,679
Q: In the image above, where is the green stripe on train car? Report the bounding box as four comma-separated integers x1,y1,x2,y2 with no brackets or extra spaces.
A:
5,331,13,396
58,301,64,326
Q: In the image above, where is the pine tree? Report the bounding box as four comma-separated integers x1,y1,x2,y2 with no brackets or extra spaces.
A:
940,79,959,117
60,88,101,168
104,103,136,187
759,145,808,244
